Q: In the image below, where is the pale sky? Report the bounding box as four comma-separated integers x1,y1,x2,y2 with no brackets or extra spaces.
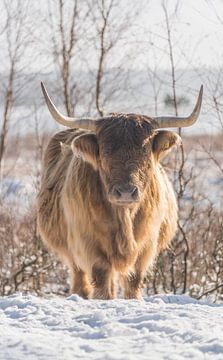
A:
134,0,223,69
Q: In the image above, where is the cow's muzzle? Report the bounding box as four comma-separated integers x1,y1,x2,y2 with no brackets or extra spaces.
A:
109,184,140,206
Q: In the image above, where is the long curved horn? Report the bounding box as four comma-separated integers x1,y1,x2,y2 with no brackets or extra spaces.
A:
153,85,203,128
41,82,100,131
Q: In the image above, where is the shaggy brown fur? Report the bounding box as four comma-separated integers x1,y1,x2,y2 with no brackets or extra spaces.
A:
37,114,180,299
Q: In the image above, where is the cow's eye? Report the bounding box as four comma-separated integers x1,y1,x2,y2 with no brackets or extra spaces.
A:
142,143,150,155
164,142,170,150
103,148,113,157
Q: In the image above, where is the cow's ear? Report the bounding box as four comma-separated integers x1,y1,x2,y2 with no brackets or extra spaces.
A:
71,133,99,170
152,130,182,161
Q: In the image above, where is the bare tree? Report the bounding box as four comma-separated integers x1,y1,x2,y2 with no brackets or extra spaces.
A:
88,0,140,116
93,0,115,116
46,0,82,116
0,0,31,183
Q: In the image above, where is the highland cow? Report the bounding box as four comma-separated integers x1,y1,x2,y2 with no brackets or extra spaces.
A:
37,83,203,299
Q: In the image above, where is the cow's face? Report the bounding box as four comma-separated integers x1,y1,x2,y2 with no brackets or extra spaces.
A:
72,115,181,207
97,116,155,206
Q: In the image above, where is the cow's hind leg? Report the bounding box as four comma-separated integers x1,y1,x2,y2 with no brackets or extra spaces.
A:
70,267,92,299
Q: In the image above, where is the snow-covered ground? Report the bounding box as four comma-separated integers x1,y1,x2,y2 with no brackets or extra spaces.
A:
1,294,223,360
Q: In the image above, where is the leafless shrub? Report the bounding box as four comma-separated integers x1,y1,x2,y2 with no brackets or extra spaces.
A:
0,204,69,296
147,139,223,302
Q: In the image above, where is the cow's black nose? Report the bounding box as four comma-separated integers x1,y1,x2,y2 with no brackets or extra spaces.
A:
113,185,139,202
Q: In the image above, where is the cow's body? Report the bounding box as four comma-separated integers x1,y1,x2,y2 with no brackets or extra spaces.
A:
37,118,178,299
38,84,202,299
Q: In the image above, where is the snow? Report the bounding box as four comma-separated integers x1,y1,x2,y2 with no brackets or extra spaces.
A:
1,294,223,360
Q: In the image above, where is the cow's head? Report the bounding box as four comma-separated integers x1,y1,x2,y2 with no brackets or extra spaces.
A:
41,83,203,207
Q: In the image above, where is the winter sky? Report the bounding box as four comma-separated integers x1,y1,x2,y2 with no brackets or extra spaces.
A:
133,0,223,70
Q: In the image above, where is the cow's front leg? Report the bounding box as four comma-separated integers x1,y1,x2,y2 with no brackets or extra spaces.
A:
92,262,116,300
123,271,144,300
123,243,156,300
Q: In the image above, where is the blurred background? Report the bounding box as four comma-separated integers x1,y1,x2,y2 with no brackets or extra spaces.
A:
0,0,222,300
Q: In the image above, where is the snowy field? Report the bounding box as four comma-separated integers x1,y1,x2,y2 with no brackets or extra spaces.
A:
1,294,223,360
